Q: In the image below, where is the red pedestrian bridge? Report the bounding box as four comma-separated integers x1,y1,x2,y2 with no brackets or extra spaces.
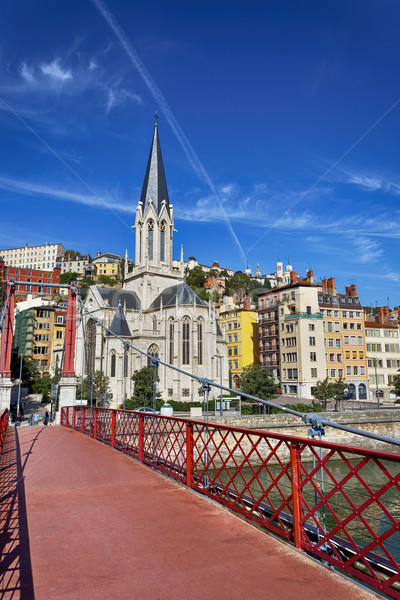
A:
2,406,400,599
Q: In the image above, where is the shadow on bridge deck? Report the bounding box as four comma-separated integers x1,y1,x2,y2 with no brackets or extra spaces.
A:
0,426,377,600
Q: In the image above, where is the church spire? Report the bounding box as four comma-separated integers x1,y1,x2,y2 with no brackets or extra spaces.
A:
139,116,170,217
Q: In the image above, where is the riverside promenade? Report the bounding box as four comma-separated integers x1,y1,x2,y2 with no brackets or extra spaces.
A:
0,425,377,600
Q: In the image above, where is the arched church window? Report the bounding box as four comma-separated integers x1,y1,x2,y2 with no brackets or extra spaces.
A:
147,344,159,366
160,221,166,262
169,318,174,364
182,316,190,365
111,353,116,377
198,318,204,365
85,319,96,376
147,220,154,261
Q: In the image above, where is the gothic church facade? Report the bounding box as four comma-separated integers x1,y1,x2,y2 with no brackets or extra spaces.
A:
75,121,228,406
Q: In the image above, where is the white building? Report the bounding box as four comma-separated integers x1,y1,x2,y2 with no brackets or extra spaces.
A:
74,120,228,406
0,242,64,270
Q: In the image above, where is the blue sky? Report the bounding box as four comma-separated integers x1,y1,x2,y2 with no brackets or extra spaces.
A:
0,0,399,306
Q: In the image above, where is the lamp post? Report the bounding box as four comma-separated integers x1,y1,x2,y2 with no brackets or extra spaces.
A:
213,355,223,416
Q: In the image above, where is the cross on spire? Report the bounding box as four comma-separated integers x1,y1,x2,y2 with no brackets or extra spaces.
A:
154,111,159,124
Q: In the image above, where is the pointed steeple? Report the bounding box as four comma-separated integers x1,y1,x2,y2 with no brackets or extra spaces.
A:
109,301,131,338
139,117,170,217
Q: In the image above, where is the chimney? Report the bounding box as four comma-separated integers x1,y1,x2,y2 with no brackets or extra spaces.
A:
306,269,314,283
321,278,327,294
345,284,357,297
327,277,336,295
243,297,251,310
290,271,298,284
276,276,282,288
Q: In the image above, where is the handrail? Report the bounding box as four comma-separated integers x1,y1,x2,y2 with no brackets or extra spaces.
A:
61,405,400,599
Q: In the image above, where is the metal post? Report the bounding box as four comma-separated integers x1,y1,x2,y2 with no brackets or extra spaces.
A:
213,355,224,417
123,342,128,411
17,351,23,419
374,358,380,410
186,422,194,488
152,358,158,411
104,332,109,407
289,441,304,549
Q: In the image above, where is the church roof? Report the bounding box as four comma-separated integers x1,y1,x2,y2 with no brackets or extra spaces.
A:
149,282,207,310
109,301,131,338
139,120,170,217
97,288,141,310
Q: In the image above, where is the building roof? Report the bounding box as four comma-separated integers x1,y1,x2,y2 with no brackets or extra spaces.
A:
109,302,131,337
364,321,398,329
140,121,170,218
97,287,141,310
149,282,207,310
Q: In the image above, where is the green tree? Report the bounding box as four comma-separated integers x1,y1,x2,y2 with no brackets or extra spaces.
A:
126,366,161,409
97,274,117,286
225,272,256,298
312,377,334,410
331,376,348,411
60,272,81,284
64,249,81,257
10,351,38,390
32,375,53,402
392,370,400,401
185,266,206,289
237,364,280,406
76,370,111,407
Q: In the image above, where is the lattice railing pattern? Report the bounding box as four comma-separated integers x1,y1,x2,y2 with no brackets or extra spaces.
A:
61,406,400,599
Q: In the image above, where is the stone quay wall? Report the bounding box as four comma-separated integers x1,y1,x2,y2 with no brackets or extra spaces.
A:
208,410,400,457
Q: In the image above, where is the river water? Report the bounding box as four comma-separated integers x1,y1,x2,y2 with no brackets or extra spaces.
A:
210,457,400,564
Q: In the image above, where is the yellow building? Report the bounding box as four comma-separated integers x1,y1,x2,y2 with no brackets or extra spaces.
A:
93,252,121,280
219,300,258,387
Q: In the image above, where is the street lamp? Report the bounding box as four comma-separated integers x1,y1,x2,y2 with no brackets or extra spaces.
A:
213,355,223,416
367,356,380,410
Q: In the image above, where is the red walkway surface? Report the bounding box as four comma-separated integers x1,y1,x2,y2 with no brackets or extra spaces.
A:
0,426,378,600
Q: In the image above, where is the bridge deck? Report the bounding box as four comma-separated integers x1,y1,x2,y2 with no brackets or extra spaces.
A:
1,426,376,600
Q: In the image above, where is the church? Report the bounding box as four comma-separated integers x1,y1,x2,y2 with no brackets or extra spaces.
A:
74,120,229,406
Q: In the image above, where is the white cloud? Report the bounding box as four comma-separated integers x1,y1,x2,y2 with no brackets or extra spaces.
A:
0,175,135,215
40,58,72,81
352,236,384,263
20,62,36,84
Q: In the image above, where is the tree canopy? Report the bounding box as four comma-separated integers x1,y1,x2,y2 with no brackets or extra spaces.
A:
392,370,400,401
60,272,81,284
126,366,161,410
76,370,111,407
237,364,280,403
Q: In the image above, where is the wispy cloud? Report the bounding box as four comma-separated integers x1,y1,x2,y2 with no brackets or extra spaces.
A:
0,175,135,214
333,166,400,195
40,58,72,81
352,235,384,263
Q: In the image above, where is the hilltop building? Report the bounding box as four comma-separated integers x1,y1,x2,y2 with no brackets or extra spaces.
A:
0,242,64,270
0,259,61,302
73,120,228,406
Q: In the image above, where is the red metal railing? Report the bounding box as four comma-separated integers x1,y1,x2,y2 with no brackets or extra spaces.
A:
0,408,9,451
61,406,400,598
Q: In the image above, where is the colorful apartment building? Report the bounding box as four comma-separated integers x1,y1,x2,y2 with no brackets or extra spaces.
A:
319,278,369,402
0,259,61,302
365,306,400,403
257,270,325,398
13,299,66,377
56,253,93,277
218,298,258,387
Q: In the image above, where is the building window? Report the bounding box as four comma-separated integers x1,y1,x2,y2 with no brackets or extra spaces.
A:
330,369,336,378
309,337,315,346
182,317,190,365
182,388,190,397
168,388,173,397
198,319,203,365
147,220,154,261
311,368,317,378
160,221,166,262
110,353,116,377
147,344,159,366
169,318,174,364
310,352,316,362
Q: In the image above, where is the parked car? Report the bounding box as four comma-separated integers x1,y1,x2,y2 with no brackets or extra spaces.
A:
134,407,159,414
